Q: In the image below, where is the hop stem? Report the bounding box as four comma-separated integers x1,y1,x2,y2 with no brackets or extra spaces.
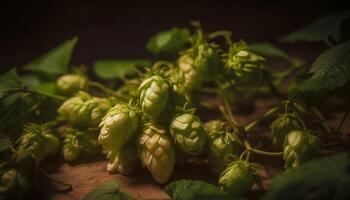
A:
244,106,279,132
243,140,283,157
335,109,349,133
310,106,333,134
88,81,126,99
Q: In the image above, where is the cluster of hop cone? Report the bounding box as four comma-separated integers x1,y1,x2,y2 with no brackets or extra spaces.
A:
55,28,320,194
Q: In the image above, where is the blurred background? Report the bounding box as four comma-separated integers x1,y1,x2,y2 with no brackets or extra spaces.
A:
0,0,348,73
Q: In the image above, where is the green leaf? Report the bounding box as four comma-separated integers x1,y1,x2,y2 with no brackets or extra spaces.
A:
263,153,350,200
93,59,150,80
165,179,243,200
280,12,350,43
0,68,23,98
0,134,12,153
83,180,134,200
289,41,350,99
147,27,190,56
19,74,41,87
249,42,289,59
23,37,78,75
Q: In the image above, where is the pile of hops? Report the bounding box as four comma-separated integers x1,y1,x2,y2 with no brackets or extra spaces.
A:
53,25,320,194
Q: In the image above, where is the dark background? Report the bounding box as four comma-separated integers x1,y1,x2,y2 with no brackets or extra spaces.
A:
0,0,348,73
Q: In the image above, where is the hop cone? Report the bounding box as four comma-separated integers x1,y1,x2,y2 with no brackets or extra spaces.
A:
218,160,260,194
178,43,221,90
62,129,99,161
226,41,265,86
283,130,321,168
16,124,60,163
106,142,138,175
138,124,175,183
56,74,88,96
204,120,226,141
270,113,304,147
208,133,243,175
98,103,139,152
138,75,169,120
170,113,207,155
58,91,112,127
0,169,29,200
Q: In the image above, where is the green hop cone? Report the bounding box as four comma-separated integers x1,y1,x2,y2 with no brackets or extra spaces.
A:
283,130,321,168
106,142,138,175
204,120,226,141
16,124,60,163
270,113,304,147
138,75,170,120
0,169,29,200
208,133,243,175
56,74,88,96
218,160,260,195
62,143,81,162
178,54,203,90
61,128,100,162
62,133,81,161
178,42,221,90
226,41,265,86
98,103,139,152
138,124,175,183
58,91,112,127
170,113,207,155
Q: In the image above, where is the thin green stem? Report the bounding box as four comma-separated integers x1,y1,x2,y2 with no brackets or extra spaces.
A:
244,140,283,157
222,95,238,126
40,170,72,192
30,89,67,101
310,106,333,134
219,105,231,124
250,148,284,157
199,101,217,110
244,106,279,132
336,110,350,133
208,30,232,44
4,88,66,101
197,87,219,94
88,81,125,99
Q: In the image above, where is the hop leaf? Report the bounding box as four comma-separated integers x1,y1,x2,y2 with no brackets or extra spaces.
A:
264,153,350,200
23,37,78,76
218,160,260,195
83,180,134,200
56,74,88,96
279,12,350,43
93,59,150,80
147,27,190,56
289,41,350,100
283,130,321,168
138,75,169,120
170,113,207,155
98,103,139,152
138,124,175,183
165,179,238,200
